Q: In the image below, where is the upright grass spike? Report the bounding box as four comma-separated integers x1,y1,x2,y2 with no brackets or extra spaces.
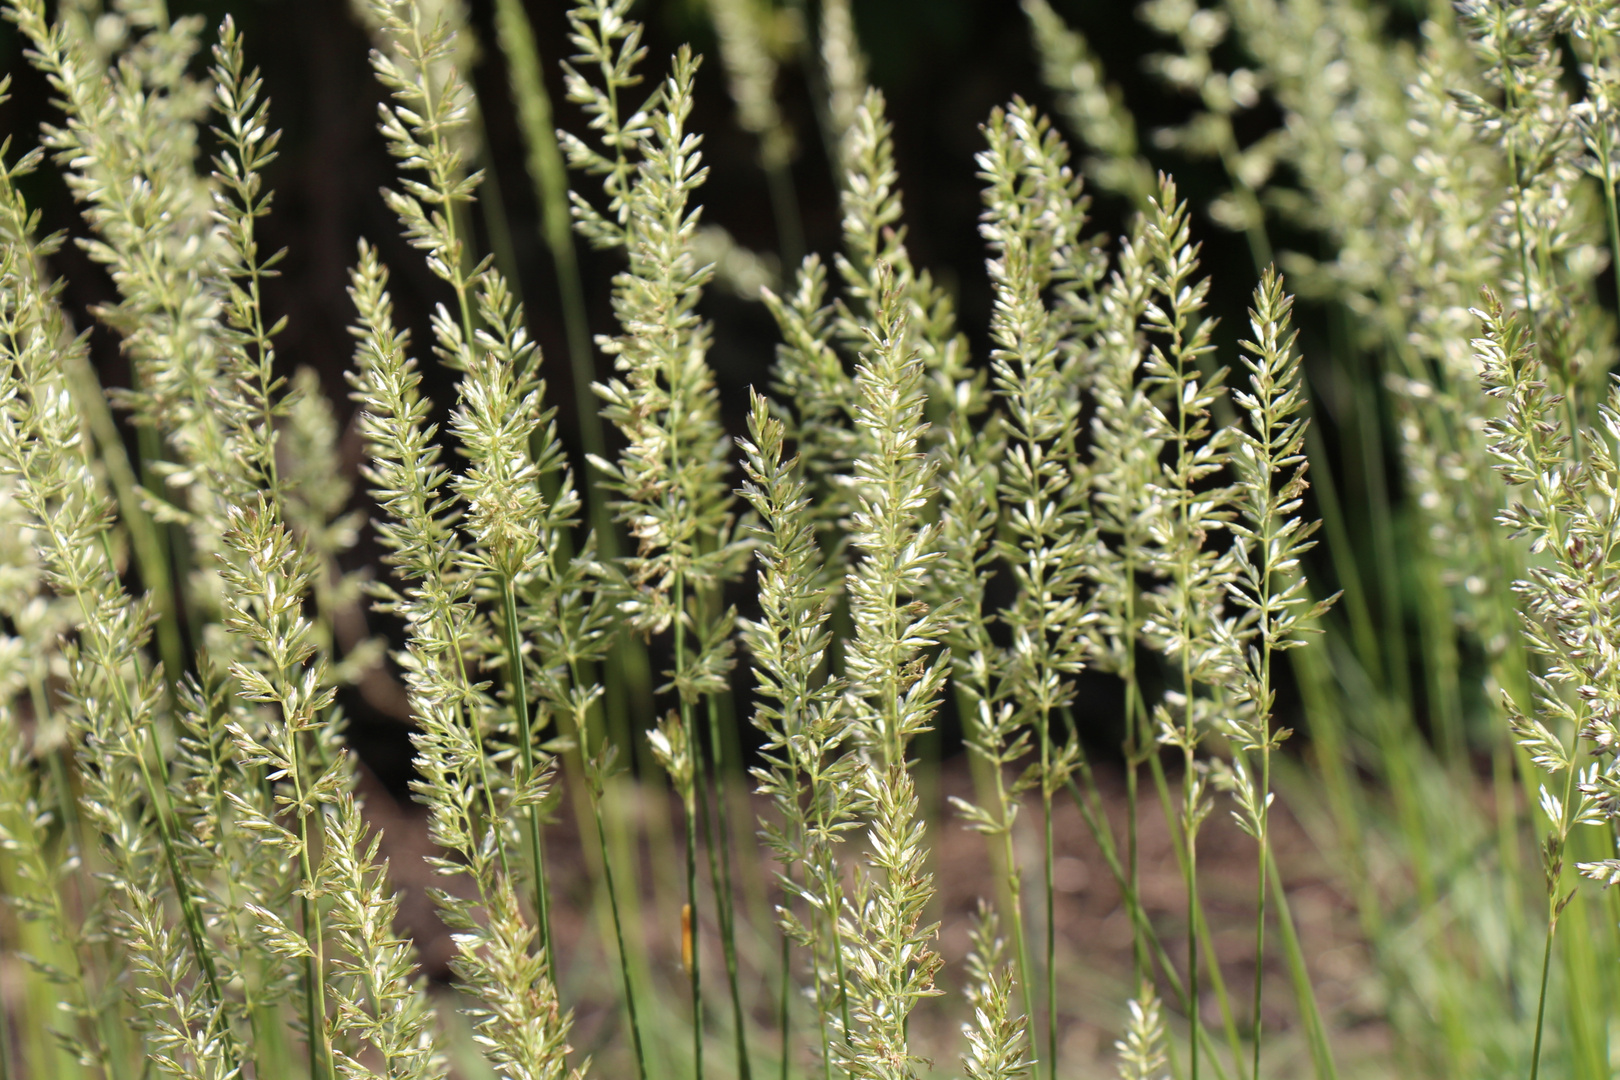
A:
218,499,345,1080
1084,213,1162,983
490,0,608,475
1138,175,1232,1080
1115,983,1170,1080
348,243,578,1079
837,263,949,1080
365,0,567,968
1213,268,1337,1080
490,0,663,781
320,789,443,1078
817,0,868,168
961,903,1033,1080
1138,0,1274,273
1570,6,1620,319
0,150,235,1079
1473,289,1617,1080
739,388,862,1078
449,271,560,967
978,100,1103,1080
562,6,752,1074
0,537,113,1073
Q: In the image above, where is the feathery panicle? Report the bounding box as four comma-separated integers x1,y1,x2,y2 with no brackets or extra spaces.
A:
837,265,949,1080
961,904,1032,1080
946,97,1105,1077
739,390,862,1065
819,0,868,159
1212,267,1334,1080
348,244,578,1080
218,498,347,1080
1139,0,1274,264
1115,984,1169,1080
1139,174,1230,1080
564,10,754,1074
0,121,242,1079
705,0,793,171
321,791,444,1080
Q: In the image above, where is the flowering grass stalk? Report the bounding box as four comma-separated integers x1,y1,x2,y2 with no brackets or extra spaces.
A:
563,5,753,1073
1216,269,1334,1080
739,390,861,1077
837,263,949,1080
977,99,1099,1080
1139,175,1230,1080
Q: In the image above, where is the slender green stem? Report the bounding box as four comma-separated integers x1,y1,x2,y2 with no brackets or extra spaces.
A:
1597,93,1620,320
1040,711,1057,1079
501,577,554,965
1121,551,1150,984
286,691,335,1080
297,856,333,1080
1185,695,1201,1080
777,929,791,1080
593,794,649,1078
812,882,837,1080
1149,749,1247,1075
1528,911,1556,1080
491,0,622,573
1060,757,1233,1080
1215,128,1273,276
1266,849,1340,1080
61,355,184,695
764,157,805,269
675,575,705,1080
992,754,1038,1063
563,651,649,1080
1501,63,1540,337
1251,774,1269,1080
1527,713,1585,1080
700,692,753,1080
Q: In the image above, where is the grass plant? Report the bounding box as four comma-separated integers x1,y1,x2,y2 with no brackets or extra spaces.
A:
3,0,1620,1078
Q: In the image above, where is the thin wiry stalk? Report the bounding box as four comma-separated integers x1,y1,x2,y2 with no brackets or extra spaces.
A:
578,710,650,1080
698,694,754,1080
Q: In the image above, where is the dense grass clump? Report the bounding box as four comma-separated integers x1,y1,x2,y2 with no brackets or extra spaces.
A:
1,0,1619,1078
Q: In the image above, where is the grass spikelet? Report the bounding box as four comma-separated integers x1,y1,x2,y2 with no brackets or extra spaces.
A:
739,389,861,1074
836,263,949,1080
